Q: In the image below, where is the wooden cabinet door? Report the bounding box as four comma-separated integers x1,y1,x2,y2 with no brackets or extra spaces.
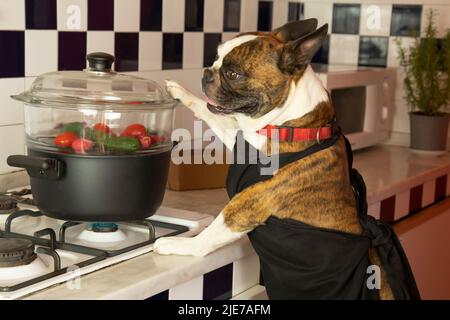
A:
394,199,450,299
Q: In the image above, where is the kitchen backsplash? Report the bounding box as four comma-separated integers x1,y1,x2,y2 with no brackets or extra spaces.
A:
0,0,450,174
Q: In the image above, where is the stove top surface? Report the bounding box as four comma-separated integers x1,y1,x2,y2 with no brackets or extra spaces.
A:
0,188,213,300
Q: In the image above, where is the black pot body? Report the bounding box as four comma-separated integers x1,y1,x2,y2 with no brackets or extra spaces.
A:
26,148,171,222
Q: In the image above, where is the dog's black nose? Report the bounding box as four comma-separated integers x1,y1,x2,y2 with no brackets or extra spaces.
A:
203,69,214,84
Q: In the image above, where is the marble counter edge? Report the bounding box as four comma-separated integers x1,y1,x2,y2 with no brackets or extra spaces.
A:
25,237,256,300
366,161,450,205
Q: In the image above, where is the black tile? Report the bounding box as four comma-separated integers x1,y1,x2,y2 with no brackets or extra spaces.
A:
204,33,222,67
391,5,422,37
288,2,304,22
203,263,233,300
185,0,204,32
332,4,361,34
115,33,139,72
163,33,183,70
224,0,241,32
0,31,25,78
358,36,388,67
258,1,273,32
141,0,163,31
146,290,169,300
88,0,114,30
25,0,57,29
58,32,87,71
312,34,330,64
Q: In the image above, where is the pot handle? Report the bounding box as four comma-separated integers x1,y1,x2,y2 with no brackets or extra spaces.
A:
7,155,64,180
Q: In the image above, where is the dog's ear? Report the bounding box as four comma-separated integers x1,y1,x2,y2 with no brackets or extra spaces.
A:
278,24,328,74
271,19,318,42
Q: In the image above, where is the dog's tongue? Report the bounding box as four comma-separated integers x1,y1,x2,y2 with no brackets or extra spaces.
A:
205,97,220,107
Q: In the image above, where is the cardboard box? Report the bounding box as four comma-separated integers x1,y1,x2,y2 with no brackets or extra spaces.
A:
167,141,230,191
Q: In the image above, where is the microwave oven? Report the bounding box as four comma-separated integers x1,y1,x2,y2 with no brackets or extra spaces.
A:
312,64,396,150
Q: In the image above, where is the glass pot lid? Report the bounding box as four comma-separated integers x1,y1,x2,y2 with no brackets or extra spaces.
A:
12,52,175,110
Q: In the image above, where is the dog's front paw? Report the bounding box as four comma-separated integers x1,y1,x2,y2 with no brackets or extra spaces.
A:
153,236,208,257
165,80,195,108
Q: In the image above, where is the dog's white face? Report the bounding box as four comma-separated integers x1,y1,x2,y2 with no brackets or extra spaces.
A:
201,20,329,120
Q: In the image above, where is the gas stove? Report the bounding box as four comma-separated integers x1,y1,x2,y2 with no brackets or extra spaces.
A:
0,189,213,300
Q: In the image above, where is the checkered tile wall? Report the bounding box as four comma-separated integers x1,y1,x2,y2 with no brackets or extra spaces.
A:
2,0,448,78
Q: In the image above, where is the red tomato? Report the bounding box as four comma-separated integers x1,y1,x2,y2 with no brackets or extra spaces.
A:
93,123,111,133
139,136,153,149
72,138,93,154
54,132,78,148
121,124,147,138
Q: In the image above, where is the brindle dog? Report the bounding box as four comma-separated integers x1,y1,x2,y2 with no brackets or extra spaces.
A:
154,19,394,300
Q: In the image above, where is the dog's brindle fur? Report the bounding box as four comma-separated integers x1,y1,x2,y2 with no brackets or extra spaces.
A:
155,20,394,299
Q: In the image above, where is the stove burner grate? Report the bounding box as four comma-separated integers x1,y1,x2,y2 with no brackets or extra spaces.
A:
0,238,36,268
0,209,189,294
0,195,18,215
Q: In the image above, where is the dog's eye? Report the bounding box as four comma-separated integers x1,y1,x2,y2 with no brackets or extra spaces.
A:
225,70,241,81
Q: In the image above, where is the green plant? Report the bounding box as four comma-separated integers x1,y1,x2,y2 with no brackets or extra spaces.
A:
396,9,450,115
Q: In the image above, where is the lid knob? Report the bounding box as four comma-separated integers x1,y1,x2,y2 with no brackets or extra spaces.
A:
86,52,115,72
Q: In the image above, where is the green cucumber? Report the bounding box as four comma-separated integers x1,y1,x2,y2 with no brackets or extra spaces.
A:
103,136,140,152
62,122,86,136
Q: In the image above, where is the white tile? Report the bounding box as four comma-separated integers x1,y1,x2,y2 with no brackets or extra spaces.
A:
25,30,58,77
395,189,410,220
25,77,36,90
0,125,25,174
422,179,436,208
240,0,258,32
204,0,224,32
232,254,260,297
87,31,115,56
360,4,392,36
222,32,238,42
183,32,204,69
387,36,416,67
329,34,360,65
0,0,25,30
57,0,87,31
0,78,24,126
168,276,203,300
162,0,185,32
304,1,333,32
422,5,450,38
367,201,381,220
272,0,289,30
139,32,163,71
114,0,140,31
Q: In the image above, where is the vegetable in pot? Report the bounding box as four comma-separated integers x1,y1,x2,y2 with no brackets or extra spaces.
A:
121,124,147,138
72,138,94,154
102,136,141,152
54,132,78,148
63,122,86,137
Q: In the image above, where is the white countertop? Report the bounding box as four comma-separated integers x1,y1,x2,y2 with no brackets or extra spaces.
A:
3,144,450,299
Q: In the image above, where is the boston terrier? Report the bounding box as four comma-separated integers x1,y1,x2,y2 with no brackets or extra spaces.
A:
153,19,419,300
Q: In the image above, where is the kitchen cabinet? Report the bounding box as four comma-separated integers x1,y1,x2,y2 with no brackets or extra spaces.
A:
394,198,450,299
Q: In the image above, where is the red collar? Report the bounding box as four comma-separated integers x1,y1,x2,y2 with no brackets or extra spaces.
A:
257,124,334,142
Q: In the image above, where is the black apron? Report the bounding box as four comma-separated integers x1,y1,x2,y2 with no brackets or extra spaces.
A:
226,131,420,300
